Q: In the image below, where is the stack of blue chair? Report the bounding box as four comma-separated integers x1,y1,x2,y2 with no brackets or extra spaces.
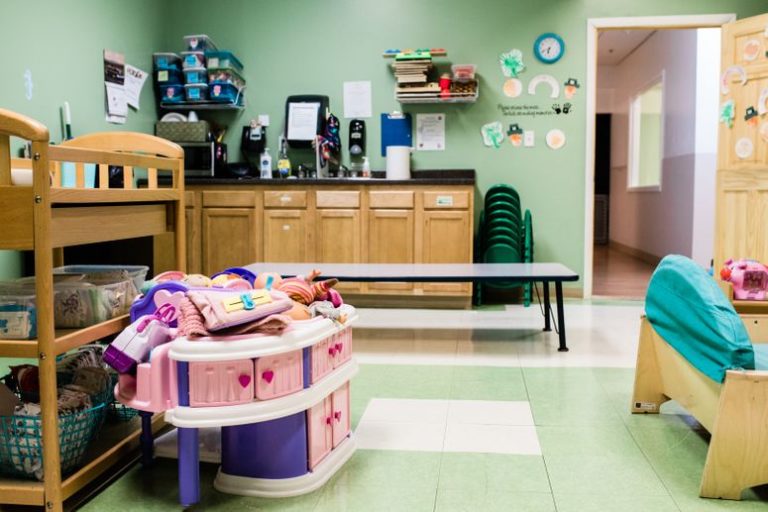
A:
476,184,534,306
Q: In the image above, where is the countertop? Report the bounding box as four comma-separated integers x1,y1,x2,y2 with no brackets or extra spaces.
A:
177,169,475,186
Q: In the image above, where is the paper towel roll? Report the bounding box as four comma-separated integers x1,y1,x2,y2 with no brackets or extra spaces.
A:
386,146,411,180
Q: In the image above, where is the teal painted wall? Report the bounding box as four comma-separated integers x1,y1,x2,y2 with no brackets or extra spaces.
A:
1,0,766,284
164,0,766,286
0,0,169,278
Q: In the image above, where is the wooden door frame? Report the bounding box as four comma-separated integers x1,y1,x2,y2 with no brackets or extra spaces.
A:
583,13,735,298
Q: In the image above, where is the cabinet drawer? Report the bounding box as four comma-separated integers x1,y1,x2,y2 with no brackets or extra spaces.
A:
316,191,360,208
202,191,255,207
264,190,307,208
423,191,469,209
369,191,414,209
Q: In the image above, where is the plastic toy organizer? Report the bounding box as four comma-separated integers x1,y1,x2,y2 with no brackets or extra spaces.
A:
116,306,357,506
154,34,245,108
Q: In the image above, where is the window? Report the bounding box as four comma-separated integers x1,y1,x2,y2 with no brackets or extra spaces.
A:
628,76,664,190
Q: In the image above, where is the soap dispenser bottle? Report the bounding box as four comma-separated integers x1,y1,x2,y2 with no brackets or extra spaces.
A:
259,148,272,179
361,156,371,178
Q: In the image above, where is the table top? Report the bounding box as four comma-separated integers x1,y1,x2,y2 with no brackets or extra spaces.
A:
243,263,579,283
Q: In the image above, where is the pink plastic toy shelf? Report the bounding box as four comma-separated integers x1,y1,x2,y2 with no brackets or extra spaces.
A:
115,305,358,506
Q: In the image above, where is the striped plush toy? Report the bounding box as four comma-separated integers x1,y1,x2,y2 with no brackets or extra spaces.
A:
275,271,340,306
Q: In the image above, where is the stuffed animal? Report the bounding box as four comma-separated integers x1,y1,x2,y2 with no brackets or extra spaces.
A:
284,300,312,321
277,276,339,305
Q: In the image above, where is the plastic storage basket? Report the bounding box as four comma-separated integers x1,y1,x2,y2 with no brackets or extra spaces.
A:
204,50,243,71
53,265,149,292
0,292,36,339
0,403,107,479
209,82,242,104
183,34,217,52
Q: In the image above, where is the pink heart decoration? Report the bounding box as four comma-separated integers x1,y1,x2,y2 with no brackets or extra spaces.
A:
262,370,274,384
154,290,185,320
238,374,251,388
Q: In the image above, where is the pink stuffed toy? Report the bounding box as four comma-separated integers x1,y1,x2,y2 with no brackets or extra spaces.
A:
720,258,768,300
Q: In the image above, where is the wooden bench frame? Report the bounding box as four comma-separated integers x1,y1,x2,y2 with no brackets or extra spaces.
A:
632,315,768,500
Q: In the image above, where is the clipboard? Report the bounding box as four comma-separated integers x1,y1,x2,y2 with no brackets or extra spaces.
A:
381,112,412,156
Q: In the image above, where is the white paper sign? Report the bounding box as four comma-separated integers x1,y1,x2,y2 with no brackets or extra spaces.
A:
343,81,372,119
105,82,128,116
124,64,148,110
287,102,320,141
416,113,445,151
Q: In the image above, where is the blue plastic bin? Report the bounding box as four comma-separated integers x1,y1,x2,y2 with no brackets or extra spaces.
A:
185,83,209,102
181,51,205,69
183,67,208,85
156,67,182,85
159,84,184,103
209,82,242,104
152,52,181,70
205,50,243,71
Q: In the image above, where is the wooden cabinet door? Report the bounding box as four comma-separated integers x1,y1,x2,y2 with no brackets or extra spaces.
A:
263,209,308,263
202,208,256,275
714,14,768,271
316,209,361,292
421,210,472,293
368,209,414,292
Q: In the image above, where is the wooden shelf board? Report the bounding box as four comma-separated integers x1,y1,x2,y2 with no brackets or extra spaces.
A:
0,477,44,506
160,101,245,111
0,315,130,358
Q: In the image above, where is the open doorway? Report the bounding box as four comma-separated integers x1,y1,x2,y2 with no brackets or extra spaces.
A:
584,15,732,299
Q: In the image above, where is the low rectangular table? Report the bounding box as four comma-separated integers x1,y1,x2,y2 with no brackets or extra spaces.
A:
244,263,580,351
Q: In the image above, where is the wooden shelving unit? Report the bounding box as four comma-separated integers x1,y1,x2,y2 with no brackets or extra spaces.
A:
0,109,186,511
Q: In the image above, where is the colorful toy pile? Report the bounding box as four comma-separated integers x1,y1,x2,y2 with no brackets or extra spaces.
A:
105,266,357,507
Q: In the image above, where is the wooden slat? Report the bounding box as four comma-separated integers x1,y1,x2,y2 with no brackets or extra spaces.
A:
0,478,44,505
75,162,85,188
50,188,180,203
148,167,158,189
0,339,38,358
52,160,62,188
123,165,134,189
98,163,109,189
48,146,178,171
0,134,10,186
0,186,33,250
51,204,168,247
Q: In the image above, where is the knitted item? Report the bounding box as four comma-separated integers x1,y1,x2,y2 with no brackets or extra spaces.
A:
178,297,291,339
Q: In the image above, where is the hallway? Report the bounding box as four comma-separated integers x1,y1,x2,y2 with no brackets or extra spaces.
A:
592,245,657,299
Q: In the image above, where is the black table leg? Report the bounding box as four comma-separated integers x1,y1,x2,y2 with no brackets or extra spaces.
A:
555,281,568,352
542,280,551,332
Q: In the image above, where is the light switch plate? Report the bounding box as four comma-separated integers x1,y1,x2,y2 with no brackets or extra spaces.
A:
258,114,270,126
524,131,535,147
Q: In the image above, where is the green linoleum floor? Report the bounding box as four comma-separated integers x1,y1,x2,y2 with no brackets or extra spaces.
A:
79,364,768,511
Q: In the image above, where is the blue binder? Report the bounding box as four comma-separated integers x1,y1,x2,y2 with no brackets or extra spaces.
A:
381,112,412,156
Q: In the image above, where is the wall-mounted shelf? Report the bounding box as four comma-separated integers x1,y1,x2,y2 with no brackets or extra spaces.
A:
384,48,478,105
160,101,245,111
396,88,479,104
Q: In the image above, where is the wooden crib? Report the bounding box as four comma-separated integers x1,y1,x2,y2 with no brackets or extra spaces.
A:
0,108,185,511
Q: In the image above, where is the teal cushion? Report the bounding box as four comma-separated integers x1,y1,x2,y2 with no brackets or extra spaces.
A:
755,345,768,371
645,255,755,382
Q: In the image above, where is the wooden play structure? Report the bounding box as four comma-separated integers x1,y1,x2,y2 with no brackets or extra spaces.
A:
0,108,185,511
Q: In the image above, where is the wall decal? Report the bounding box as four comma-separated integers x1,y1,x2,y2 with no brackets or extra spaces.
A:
503,78,523,98
497,103,554,117
735,137,753,159
528,74,560,98
743,39,762,61
563,78,580,99
481,121,505,148
23,69,33,101
720,65,747,95
745,106,758,127
758,87,768,116
546,129,566,150
499,49,525,78
507,123,523,146
552,102,572,115
720,100,735,128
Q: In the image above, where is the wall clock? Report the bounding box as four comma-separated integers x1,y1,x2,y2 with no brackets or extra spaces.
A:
534,33,565,64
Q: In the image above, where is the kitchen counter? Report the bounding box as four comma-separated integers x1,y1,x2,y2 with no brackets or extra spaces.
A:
178,169,475,186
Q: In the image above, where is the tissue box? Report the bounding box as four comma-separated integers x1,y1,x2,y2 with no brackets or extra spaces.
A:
155,121,210,142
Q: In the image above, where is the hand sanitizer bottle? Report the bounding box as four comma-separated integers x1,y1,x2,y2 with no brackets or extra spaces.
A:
259,148,272,179
361,156,371,178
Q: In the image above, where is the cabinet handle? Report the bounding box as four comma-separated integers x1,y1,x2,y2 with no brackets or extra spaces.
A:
334,411,342,422
335,343,343,354
326,416,332,425
262,369,275,384
328,347,337,356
